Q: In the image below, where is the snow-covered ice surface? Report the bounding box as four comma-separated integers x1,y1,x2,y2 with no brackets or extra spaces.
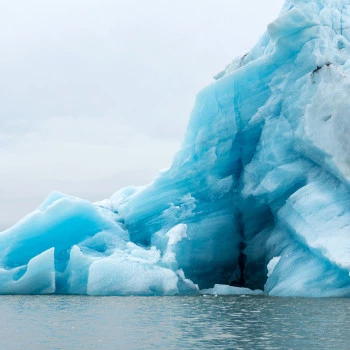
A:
1,0,350,296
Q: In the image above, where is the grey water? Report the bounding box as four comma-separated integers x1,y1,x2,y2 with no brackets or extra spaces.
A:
0,295,349,350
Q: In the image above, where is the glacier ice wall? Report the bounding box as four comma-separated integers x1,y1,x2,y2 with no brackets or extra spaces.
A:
1,0,350,296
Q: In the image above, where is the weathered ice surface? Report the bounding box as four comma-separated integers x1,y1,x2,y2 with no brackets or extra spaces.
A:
1,0,349,296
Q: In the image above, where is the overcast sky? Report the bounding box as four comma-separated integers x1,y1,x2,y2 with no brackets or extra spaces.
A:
0,0,284,230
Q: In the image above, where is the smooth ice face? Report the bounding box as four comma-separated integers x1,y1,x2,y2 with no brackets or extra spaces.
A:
1,0,350,296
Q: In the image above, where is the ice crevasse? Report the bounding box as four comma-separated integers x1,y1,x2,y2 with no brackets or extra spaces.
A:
1,0,350,297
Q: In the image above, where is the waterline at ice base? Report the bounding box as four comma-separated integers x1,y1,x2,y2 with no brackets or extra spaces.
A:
1,0,350,297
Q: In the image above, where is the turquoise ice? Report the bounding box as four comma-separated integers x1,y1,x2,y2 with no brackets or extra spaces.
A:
1,0,350,296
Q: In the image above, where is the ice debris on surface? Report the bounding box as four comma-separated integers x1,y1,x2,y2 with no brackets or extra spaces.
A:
1,0,350,296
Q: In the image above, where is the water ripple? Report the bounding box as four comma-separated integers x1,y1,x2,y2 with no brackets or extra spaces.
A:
0,295,348,349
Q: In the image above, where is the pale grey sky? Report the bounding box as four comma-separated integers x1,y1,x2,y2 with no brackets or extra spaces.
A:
0,0,284,230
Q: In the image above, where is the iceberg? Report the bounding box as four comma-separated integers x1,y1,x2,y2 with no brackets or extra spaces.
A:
200,285,264,296
1,0,350,297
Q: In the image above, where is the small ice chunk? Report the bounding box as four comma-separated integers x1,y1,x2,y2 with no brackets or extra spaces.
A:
200,284,264,296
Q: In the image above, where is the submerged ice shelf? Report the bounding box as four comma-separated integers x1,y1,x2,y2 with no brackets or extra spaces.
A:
1,0,350,297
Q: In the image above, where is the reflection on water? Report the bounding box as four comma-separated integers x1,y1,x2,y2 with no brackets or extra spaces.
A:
0,295,349,349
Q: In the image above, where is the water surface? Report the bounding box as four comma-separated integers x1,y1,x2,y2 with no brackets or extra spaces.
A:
0,295,349,349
